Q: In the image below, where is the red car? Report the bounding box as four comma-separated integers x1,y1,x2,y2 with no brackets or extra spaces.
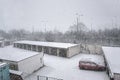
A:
79,61,105,71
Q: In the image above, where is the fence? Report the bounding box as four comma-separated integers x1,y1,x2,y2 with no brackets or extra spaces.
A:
37,76,63,80
24,74,63,80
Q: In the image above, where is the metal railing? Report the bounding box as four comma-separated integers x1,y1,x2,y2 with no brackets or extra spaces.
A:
37,76,63,80
21,71,63,80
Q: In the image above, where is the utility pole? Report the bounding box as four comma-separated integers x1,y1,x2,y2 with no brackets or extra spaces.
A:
75,13,83,42
114,16,117,28
76,13,83,32
111,18,114,28
76,16,79,33
44,23,46,32
41,20,48,32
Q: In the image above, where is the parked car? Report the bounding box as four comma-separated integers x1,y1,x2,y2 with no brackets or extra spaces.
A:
78,54,106,71
79,60,105,71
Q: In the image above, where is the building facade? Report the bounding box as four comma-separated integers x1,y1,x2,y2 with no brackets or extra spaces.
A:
102,47,120,80
14,40,80,58
0,46,44,77
0,62,10,80
0,40,12,48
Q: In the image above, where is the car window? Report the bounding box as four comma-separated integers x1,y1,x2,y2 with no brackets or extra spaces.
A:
90,62,97,66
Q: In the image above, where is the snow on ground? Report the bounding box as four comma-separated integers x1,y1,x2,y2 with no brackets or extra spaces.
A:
24,53,109,80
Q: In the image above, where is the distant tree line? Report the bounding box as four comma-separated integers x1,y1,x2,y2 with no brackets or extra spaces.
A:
0,22,120,46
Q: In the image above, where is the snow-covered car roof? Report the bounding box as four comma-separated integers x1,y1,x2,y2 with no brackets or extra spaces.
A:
0,46,40,62
102,46,120,74
14,40,78,49
79,54,105,66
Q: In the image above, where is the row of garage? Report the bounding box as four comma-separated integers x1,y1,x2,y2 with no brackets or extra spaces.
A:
13,40,80,58
14,43,67,57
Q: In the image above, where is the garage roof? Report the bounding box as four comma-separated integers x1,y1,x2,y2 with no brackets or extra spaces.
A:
102,47,120,74
0,46,40,62
14,40,78,49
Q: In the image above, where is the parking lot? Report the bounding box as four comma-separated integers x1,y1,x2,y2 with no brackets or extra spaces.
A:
25,53,109,80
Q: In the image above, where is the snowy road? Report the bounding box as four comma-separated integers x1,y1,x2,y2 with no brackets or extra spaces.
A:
25,54,109,80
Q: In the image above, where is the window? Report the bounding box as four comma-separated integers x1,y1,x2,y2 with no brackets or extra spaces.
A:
19,44,22,48
17,44,19,48
27,45,31,50
38,46,42,52
32,45,37,51
9,63,18,70
59,49,67,57
51,48,57,55
23,44,27,49
14,43,16,47
43,47,49,54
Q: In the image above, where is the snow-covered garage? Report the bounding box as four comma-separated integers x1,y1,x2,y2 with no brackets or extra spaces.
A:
0,46,44,77
14,40,80,58
102,47,120,80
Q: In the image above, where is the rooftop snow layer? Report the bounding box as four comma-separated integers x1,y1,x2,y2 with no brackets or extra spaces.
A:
79,54,105,66
102,47,120,74
0,46,40,62
14,40,78,49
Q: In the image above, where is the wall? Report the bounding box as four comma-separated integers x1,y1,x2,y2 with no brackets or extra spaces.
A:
67,45,80,58
1,60,18,70
81,44,103,55
14,43,81,58
0,63,10,80
18,53,44,77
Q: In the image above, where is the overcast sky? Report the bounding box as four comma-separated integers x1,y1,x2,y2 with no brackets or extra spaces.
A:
0,0,120,32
